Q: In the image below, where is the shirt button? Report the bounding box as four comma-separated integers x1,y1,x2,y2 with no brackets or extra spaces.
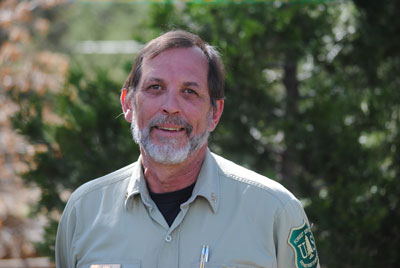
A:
165,235,172,242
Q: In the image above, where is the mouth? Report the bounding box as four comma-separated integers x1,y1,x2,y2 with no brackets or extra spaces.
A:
148,116,193,136
154,126,186,132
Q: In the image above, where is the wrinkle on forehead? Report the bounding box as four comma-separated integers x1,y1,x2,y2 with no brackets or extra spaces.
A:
140,47,209,87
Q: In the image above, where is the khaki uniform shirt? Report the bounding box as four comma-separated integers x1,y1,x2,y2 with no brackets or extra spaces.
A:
56,149,320,268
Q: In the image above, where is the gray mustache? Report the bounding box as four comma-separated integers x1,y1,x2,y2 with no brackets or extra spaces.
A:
149,115,193,136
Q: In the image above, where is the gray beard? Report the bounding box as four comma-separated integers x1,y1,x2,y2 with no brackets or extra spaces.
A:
130,113,211,164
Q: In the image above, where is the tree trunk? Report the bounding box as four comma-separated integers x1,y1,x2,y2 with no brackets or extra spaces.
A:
280,60,299,190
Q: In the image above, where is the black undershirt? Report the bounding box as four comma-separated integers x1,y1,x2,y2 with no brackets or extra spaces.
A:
149,183,195,227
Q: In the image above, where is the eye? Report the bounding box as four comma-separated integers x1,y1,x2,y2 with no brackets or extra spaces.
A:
148,84,161,90
184,88,198,95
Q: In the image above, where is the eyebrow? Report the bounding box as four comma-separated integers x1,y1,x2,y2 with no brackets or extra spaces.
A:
143,77,164,84
143,78,200,88
183,81,200,88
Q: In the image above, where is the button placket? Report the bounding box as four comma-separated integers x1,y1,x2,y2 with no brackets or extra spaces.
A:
158,231,178,268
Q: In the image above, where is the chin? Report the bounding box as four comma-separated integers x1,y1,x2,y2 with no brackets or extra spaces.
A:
144,142,191,164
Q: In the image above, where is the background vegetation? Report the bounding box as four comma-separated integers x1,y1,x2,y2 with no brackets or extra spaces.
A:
4,0,400,267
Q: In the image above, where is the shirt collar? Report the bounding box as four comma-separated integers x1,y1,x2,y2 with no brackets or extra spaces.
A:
125,155,153,209
190,148,220,213
125,149,220,213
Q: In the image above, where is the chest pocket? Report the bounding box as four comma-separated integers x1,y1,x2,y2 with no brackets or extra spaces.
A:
191,263,265,268
85,261,141,268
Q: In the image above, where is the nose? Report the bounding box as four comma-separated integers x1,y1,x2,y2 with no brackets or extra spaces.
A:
161,91,181,116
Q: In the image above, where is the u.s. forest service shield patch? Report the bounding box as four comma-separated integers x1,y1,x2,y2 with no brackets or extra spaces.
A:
288,221,319,268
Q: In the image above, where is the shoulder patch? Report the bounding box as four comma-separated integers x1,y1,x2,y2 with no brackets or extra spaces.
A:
288,221,319,268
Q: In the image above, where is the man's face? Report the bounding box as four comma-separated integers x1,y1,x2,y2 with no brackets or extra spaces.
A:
121,47,223,164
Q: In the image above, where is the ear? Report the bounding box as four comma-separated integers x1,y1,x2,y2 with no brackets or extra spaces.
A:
208,99,224,132
120,88,133,123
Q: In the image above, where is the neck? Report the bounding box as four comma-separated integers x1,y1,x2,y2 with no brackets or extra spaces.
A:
141,145,208,193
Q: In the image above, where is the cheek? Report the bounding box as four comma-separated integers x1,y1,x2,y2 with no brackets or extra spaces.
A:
190,109,213,131
134,99,160,126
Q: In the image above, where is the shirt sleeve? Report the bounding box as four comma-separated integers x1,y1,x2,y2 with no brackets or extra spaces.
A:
274,198,320,268
55,196,77,268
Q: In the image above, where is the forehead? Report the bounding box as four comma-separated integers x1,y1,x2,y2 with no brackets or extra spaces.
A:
141,47,209,85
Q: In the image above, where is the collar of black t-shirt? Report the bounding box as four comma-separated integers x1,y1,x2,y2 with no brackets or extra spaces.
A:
149,183,196,227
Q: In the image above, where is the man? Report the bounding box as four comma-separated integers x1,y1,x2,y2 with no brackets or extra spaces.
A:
56,30,320,268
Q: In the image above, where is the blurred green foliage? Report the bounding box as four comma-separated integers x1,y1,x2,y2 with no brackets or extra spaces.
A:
11,1,400,266
12,66,140,256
